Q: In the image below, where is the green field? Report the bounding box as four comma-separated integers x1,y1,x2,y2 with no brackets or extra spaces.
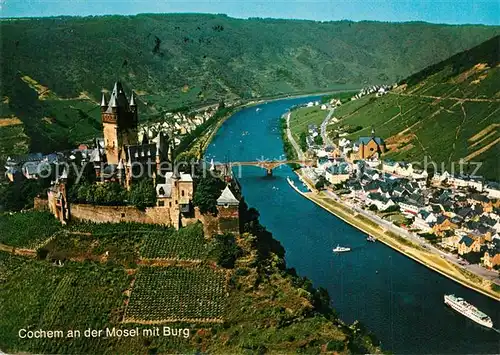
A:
0,211,62,248
140,222,211,261
125,266,227,323
327,36,500,180
289,105,327,142
0,253,130,354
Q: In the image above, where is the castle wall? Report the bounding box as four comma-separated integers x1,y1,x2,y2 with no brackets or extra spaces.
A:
70,203,172,226
217,205,240,235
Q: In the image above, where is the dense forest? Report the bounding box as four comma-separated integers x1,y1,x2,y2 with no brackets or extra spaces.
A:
0,14,498,156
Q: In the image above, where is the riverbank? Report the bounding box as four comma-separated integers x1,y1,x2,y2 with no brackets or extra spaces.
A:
294,169,500,301
191,88,359,158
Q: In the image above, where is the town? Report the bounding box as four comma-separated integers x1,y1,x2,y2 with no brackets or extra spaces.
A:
290,89,500,279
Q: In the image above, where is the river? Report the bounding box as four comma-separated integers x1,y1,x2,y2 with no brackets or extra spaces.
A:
205,96,500,354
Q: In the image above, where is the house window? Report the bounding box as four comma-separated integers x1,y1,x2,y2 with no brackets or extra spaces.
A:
175,200,178,205
370,147,374,152
158,201,165,207
121,213,125,218
169,202,172,207
181,190,185,197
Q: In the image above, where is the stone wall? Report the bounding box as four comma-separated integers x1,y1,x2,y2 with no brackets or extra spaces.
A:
70,203,172,225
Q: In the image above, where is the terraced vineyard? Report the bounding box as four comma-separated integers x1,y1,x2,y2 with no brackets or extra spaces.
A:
327,36,500,180
0,253,130,354
125,266,227,323
0,211,61,248
140,222,211,261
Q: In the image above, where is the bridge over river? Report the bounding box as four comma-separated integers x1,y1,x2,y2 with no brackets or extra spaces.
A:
213,159,314,175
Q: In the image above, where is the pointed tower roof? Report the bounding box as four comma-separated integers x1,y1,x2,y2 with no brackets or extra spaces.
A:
217,186,239,206
130,91,136,106
108,92,118,108
142,130,150,145
100,92,107,107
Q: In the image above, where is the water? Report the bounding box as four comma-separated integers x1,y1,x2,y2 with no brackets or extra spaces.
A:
206,97,500,353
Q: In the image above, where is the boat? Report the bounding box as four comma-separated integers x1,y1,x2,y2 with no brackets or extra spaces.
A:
444,294,493,328
366,236,376,242
333,245,351,253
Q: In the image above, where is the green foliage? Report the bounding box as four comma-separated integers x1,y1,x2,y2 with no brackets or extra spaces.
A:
299,131,308,151
128,179,156,210
69,181,128,206
192,175,225,214
0,211,61,248
211,233,243,268
126,266,226,321
1,15,498,158
0,253,130,354
328,36,500,180
315,176,327,190
141,222,212,260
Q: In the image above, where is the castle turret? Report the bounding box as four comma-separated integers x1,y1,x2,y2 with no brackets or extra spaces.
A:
100,93,107,111
100,82,139,165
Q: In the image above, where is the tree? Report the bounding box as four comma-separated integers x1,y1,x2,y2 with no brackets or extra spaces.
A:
192,176,225,214
128,179,156,210
212,233,242,268
315,176,327,190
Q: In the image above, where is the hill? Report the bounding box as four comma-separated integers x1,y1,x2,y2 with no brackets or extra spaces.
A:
0,14,499,157
327,35,500,181
0,210,381,354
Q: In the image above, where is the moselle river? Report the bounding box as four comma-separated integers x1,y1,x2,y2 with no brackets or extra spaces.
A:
206,96,499,354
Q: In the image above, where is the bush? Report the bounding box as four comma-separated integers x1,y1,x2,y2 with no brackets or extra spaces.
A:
211,233,242,268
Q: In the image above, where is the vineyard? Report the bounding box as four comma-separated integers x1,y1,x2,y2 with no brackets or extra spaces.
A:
140,222,212,261
0,252,130,354
0,211,61,248
125,266,227,323
66,221,171,235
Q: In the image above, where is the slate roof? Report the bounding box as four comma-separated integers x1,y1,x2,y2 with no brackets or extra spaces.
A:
358,137,384,145
459,236,474,247
156,183,172,198
217,186,239,206
125,144,157,163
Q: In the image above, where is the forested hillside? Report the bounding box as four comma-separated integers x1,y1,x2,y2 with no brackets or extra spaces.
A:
0,14,498,156
328,35,500,180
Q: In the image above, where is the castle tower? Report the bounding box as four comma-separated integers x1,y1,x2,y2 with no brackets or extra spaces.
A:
100,82,138,165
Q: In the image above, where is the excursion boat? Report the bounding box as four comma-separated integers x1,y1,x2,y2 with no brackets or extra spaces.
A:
366,236,376,242
444,294,493,328
333,245,351,253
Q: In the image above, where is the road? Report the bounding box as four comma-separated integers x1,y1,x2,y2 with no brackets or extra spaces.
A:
285,112,305,160
320,107,335,147
324,190,500,285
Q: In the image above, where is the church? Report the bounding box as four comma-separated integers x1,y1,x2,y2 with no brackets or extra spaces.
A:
97,82,169,188
356,128,386,160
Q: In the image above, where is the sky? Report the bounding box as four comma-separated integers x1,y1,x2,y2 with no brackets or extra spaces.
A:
0,0,499,25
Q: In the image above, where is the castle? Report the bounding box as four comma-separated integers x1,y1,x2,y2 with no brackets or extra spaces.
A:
42,82,240,234
96,82,170,188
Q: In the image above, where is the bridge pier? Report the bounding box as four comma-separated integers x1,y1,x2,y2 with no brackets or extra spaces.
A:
266,168,273,176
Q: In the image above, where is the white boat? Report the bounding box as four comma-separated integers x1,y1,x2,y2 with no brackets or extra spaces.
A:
333,245,351,253
366,236,376,242
444,294,493,328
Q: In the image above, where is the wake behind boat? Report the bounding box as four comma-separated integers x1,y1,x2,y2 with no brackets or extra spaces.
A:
333,245,351,253
444,294,493,328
